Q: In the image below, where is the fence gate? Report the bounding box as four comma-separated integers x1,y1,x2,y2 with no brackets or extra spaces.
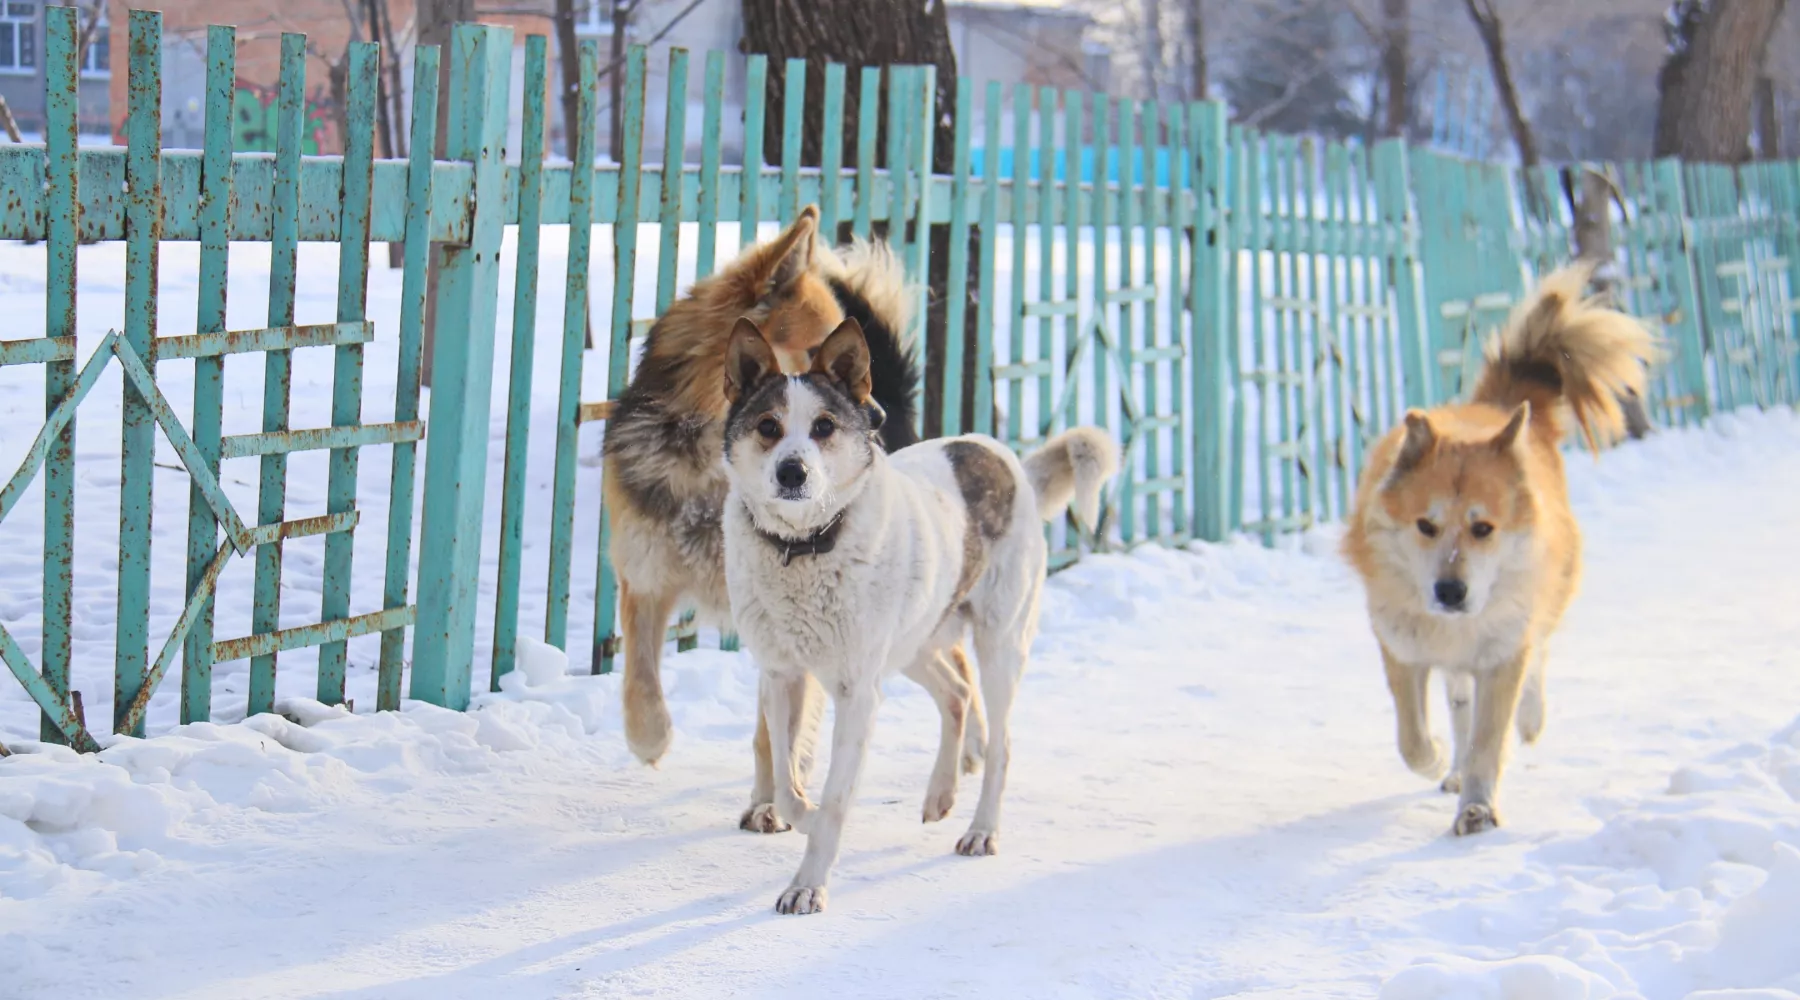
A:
0,14,480,744
957,84,1200,567
1687,162,1800,414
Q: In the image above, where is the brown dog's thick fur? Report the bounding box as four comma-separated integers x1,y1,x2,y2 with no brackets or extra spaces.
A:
600,206,965,830
1343,263,1659,836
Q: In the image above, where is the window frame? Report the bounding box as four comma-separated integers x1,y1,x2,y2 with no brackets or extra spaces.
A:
0,0,38,77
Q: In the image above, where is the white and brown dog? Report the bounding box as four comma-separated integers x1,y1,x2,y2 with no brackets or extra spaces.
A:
719,315,1118,915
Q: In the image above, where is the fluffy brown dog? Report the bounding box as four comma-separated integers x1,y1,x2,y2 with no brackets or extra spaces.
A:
1343,263,1658,836
601,205,985,831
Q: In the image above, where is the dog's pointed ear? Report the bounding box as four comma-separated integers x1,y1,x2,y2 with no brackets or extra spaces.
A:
1492,401,1530,454
810,317,872,402
1391,409,1437,477
759,205,819,300
725,317,779,404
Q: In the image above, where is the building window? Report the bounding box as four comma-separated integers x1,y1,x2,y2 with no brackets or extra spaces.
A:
576,0,615,35
77,2,105,76
0,1,37,74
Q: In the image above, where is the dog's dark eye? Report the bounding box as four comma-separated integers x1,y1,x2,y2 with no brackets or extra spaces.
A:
1470,520,1494,539
757,417,782,440
810,417,835,440
1416,518,1439,538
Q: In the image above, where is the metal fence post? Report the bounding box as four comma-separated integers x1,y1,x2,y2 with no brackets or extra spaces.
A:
411,23,513,710
1190,100,1232,542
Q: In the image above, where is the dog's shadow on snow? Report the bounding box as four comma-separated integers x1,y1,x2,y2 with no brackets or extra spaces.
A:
291,787,1478,1000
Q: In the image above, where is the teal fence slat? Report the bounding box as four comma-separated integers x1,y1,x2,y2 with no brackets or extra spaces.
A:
695,51,725,278
411,23,514,711
376,43,440,712
592,45,646,676
316,40,380,706
740,54,767,251
853,66,880,241
245,33,307,719
819,62,847,243
779,57,805,224
115,10,164,738
544,39,597,653
40,7,80,743
180,24,235,727
492,35,550,692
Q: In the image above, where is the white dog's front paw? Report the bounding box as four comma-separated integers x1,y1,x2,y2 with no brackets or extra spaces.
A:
739,802,790,834
955,828,999,856
775,884,827,915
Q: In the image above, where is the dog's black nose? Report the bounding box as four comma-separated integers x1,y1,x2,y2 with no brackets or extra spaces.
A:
1434,579,1468,609
775,458,808,490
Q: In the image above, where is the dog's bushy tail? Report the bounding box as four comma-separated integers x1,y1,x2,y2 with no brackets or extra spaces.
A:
825,238,921,452
1023,427,1120,531
1471,263,1661,452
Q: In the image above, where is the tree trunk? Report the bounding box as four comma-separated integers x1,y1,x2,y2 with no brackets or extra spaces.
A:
1756,74,1780,158
0,97,20,143
1654,0,1788,162
554,0,597,349
1463,0,1546,216
609,0,632,162
1144,0,1168,101
741,0,972,437
364,0,406,269
417,0,476,389
1380,0,1408,138
555,0,582,160
1657,1,1789,161
1565,165,1652,439
1463,0,1536,168
1189,0,1207,100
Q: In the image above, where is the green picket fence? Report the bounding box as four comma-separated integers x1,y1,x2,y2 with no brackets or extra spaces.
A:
1,18,1796,748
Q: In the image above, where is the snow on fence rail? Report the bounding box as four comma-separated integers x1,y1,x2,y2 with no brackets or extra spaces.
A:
0,12,1796,749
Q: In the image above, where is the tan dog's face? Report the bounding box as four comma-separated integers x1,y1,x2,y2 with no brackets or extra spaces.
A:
1374,406,1537,616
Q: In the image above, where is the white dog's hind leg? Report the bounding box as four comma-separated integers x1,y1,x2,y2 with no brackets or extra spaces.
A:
741,712,790,833
905,651,971,823
958,622,1027,857
949,645,987,775
777,682,882,916
1441,672,1474,795
760,671,819,835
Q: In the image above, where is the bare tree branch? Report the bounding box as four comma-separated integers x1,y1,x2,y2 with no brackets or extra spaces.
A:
1240,57,1334,127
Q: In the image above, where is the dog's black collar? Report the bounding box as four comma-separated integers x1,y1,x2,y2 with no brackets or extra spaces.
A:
755,509,846,567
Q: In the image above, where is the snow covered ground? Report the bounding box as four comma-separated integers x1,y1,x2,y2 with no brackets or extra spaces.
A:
5,383,1800,997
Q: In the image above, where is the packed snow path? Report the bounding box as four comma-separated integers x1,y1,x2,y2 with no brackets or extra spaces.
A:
5,411,1800,999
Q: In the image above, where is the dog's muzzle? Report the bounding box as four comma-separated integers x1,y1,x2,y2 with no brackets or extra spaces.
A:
1433,578,1468,612
775,457,809,498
